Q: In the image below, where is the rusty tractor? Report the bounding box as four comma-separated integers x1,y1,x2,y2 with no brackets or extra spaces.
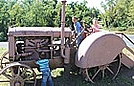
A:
0,0,134,86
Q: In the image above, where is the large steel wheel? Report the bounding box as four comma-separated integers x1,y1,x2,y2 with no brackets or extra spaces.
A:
0,62,36,86
84,54,122,83
0,51,9,69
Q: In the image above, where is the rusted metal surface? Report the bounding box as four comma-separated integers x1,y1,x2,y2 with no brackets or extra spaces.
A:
8,26,72,62
0,0,134,84
75,32,126,68
2,27,134,84
61,0,67,59
8,27,72,37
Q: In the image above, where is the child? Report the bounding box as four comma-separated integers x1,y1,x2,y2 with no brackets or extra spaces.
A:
91,18,100,33
36,56,54,86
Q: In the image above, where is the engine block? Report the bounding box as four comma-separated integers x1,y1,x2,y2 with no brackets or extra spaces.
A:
8,27,72,68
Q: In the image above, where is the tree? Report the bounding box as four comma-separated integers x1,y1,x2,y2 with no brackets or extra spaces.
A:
0,0,101,41
0,0,11,41
128,0,134,27
100,0,117,27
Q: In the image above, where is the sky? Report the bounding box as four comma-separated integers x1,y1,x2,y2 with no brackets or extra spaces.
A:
59,0,105,12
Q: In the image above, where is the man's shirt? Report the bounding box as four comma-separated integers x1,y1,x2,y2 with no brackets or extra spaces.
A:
74,22,81,34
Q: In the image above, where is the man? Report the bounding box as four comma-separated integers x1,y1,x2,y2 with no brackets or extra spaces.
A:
72,16,82,47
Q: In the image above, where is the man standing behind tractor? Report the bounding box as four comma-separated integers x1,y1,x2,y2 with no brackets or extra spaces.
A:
36,53,54,86
72,16,82,47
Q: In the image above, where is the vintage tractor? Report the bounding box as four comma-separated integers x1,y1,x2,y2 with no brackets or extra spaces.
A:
0,0,134,86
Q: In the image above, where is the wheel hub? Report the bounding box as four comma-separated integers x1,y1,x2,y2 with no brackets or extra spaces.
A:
10,75,24,86
99,64,109,70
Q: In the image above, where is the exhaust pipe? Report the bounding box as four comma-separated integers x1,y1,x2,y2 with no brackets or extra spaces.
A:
61,0,66,58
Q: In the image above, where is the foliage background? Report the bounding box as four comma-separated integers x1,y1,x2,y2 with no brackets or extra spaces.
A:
0,0,134,41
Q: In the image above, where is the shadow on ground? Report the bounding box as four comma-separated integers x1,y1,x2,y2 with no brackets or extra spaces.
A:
24,65,134,86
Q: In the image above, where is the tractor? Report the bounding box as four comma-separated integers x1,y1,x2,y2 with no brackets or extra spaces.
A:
0,0,134,86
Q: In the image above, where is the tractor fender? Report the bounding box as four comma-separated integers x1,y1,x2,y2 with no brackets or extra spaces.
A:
75,32,126,68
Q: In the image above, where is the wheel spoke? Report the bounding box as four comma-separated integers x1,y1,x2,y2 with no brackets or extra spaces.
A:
102,69,105,78
17,66,21,76
21,68,27,77
113,59,118,62
24,74,33,81
1,51,9,69
113,56,121,79
10,67,15,76
85,69,94,83
2,72,12,80
92,69,101,80
23,69,34,81
106,67,114,75
3,56,9,60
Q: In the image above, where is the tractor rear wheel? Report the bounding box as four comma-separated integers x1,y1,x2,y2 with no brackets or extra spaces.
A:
84,54,122,83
